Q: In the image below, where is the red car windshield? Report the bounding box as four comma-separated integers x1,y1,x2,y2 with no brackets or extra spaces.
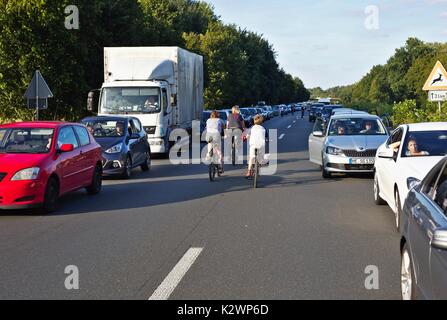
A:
0,128,54,154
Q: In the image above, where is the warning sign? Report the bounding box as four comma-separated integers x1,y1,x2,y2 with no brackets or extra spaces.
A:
423,61,447,91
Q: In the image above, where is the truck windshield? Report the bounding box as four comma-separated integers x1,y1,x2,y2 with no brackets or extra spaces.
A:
100,87,161,115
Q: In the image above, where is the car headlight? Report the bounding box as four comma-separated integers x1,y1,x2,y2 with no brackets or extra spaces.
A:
11,167,40,181
105,143,123,154
326,146,345,156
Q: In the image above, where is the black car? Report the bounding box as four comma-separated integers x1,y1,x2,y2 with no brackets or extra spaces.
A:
81,116,151,179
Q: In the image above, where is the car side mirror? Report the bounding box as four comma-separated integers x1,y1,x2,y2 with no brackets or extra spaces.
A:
58,144,74,153
313,131,324,137
407,177,421,190
432,229,447,250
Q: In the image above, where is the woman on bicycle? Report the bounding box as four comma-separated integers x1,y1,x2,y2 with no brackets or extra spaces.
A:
206,110,225,173
245,114,267,178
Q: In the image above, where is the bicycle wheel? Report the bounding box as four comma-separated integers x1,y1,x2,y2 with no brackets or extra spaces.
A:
209,164,217,182
231,139,236,166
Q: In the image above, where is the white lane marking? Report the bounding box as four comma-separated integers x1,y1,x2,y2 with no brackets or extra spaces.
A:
287,125,292,129
279,134,285,140
148,247,203,300
293,120,296,124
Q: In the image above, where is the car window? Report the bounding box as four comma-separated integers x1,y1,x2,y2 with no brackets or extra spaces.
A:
0,128,54,154
401,130,447,158
313,119,327,134
132,119,142,132
57,126,79,149
73,126,90,147
434,165,447,213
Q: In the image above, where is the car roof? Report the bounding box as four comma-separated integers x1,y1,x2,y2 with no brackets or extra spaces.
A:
405,122,447,132
331,114,379,120
0,121,77,129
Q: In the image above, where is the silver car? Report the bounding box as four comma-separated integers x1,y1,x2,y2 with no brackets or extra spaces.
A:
400,156,447,299
308,114,389,178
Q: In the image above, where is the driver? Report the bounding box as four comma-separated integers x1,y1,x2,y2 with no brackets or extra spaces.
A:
115,122,125,136
360,121,375,134
406,138,429,157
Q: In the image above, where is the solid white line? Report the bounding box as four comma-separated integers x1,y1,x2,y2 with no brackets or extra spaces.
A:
293,120,296,124
287,125,292,129
148,247,203,300
279,134,285,140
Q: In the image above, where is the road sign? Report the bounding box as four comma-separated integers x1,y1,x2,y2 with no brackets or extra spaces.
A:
423,61,447,91
23,70,53,120
428,91,447,102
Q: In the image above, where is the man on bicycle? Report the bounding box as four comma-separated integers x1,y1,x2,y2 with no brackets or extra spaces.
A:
226,105,246,163
206,111,225,173
245,114,267,178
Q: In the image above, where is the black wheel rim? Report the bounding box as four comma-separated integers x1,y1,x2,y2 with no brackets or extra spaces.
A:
46,180,58,209
126,158,131,176
94,170,102,190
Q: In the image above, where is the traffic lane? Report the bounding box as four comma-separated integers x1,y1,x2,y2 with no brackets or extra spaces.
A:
169,119,400,300
0,115,292,299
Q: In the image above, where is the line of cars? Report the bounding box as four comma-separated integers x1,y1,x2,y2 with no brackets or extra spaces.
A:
308,108,447,299
0,115,152,213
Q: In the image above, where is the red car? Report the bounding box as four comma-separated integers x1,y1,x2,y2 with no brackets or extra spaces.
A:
0,122,103,212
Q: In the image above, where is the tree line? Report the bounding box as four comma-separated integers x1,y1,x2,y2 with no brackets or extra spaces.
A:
0,0,310,122
310,38,447,125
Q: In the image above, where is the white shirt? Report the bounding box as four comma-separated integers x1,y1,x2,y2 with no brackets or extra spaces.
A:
249,125,266,149
206,118,223,134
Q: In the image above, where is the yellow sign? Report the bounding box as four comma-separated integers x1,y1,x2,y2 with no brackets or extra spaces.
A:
423,61,447,91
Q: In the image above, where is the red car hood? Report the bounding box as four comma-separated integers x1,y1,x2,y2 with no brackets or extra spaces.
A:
0,153,50,173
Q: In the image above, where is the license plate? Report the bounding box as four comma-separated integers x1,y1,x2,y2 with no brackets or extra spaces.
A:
349,158,375,165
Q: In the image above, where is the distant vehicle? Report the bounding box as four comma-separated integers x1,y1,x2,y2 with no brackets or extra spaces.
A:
0,122,103,212
400,155,447,300
309,114,389,178
321,105,344,121
89,47,204,155
239,108,253,127
271,105,281,117
309,103,325,122
81,116,151,179
374,122,447,230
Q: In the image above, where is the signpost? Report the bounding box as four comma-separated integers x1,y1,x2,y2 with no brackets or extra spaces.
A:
423,61,447,113
23,69,53,120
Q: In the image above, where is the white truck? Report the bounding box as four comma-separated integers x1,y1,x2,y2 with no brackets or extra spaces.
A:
89,47,204,154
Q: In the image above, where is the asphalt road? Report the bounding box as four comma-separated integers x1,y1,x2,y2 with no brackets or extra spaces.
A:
0,114,401,300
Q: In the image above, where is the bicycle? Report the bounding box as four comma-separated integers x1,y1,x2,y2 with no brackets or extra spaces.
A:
208,140,223,182
251,148,261,189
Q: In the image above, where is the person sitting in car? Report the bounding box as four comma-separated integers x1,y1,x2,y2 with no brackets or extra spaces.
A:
337,126,347,135
360,121,376,134
405,138,429,157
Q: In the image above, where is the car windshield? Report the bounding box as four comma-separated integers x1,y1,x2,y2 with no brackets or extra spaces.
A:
81,120,127,138
219,112,228,121
100,87,161,115
328,118,387,136
401,130,447,158
0,128,54,154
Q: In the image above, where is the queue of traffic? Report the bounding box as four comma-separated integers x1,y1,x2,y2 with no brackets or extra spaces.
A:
307,107,447,300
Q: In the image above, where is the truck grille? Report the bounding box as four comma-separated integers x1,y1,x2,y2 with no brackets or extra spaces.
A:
144,126,156,135
343,149,377,158
0,173,6,182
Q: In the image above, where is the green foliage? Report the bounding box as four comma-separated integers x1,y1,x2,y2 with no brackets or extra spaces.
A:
0,0,309,121
311,38,447,123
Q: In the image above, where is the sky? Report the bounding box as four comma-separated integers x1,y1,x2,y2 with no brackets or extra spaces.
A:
207,0,447,89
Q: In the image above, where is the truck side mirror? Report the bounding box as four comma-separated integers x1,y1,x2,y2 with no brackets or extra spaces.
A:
87,91,95,111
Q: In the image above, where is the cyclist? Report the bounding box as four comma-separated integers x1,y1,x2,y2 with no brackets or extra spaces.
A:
206,110,225,173
226,105,246,162
245,114,267,178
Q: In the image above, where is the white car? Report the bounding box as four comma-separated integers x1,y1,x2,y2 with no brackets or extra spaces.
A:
374,122,447,230
309,114,389,178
